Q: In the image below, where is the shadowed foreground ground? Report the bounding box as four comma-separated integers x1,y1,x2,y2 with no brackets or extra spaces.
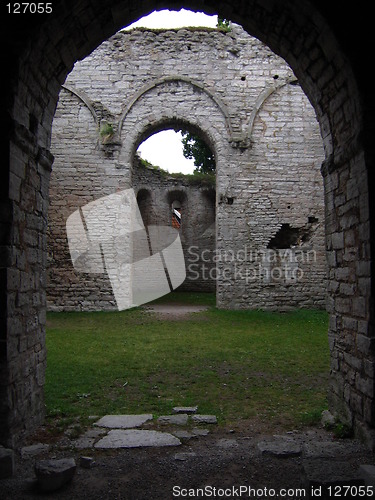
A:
1,423,374,499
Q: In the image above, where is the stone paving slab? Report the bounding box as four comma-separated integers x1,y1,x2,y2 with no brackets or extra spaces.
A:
173,406,198,414
94,429,182,449
191,415,217,424
158,414,189,425
94,414,153,429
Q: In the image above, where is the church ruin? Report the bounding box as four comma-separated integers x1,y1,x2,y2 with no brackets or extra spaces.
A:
48,24,326,312
2,0,374,452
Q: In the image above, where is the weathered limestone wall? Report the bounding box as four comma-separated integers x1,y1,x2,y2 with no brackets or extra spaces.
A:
48,24,326,311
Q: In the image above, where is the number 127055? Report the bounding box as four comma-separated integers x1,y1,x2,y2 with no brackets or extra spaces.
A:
6,3,53,14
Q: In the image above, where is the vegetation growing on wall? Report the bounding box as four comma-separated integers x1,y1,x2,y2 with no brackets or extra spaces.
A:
136,154,215,187
216,17,231,31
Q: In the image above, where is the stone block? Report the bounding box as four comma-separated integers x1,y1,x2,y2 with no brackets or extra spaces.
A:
0,447,15,478
34,458,76,492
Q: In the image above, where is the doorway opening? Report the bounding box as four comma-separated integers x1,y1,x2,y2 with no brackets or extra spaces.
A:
133,124,217,294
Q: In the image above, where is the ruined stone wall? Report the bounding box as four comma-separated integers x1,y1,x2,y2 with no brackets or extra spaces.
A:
48,24,326,311
133,158,216,293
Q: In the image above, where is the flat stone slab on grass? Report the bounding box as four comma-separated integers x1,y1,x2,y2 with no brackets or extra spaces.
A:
158,414,189,425
94,429,181,449
191,415,217,424
94,414,153,429
173,406,198,414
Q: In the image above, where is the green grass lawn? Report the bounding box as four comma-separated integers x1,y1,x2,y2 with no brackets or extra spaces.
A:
45,292,330,433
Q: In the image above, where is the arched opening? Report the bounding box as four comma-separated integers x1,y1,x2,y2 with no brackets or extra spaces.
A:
136,188,153,226
44,14,327,443
2,1,373,454
171,200,182,229
132,122,217,294
136,130,196,174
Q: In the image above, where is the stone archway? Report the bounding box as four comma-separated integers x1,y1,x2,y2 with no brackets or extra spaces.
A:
2,1,374,448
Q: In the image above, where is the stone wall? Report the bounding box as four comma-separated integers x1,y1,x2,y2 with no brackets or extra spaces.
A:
133,158,216,293
48,24,326,311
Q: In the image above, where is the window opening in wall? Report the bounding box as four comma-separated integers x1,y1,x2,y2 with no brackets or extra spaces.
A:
137,130,195,174
136,189,152,226
136,127,216,176
171,200,182,229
